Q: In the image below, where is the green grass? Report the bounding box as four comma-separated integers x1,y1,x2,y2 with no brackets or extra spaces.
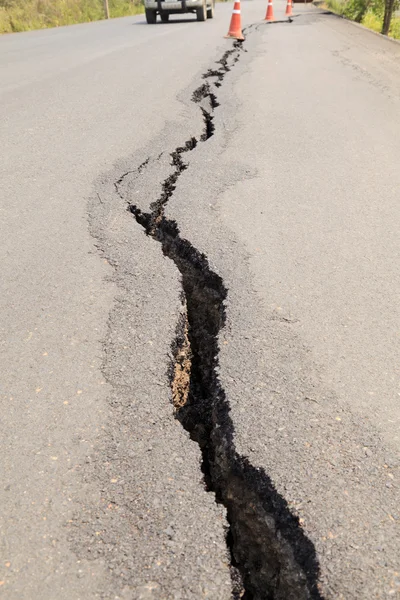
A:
360,9,400,37
324,0,346,14
0,0,144,34
361,10,383,31
324,0,400,38
390,13,400,36
362,10,400,37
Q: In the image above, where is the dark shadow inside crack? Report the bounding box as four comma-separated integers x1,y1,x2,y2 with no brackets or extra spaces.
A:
129,205,324,600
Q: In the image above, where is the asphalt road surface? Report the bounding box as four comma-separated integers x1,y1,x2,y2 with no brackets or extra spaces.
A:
1,3,399,599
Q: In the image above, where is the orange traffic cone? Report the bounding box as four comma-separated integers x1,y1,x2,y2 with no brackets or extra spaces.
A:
265,0,275,21
225,0,244,41
285,0,293,16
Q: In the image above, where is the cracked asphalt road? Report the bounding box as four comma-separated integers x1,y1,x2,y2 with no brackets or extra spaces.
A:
1,3,399,599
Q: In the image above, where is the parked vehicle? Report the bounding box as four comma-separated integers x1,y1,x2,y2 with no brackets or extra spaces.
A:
144,0,215,23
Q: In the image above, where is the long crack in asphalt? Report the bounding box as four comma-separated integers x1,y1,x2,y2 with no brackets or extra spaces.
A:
116,31,324,600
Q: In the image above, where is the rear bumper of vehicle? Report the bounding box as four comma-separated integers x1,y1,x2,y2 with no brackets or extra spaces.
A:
145,0,203,10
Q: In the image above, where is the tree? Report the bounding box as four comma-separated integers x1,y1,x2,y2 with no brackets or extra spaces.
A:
382,0,396,33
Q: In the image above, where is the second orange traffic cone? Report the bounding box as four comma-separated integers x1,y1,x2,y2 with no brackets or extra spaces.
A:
285,0,293,16
265,0,275,21
225,0,244,41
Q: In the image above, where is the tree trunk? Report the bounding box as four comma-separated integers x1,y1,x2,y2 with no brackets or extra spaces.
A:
103,0,110,19
382,0,395,35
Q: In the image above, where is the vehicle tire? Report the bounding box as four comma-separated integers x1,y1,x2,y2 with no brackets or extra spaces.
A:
160,12,170,21
145,8,157,23
206,0,215,18
196,0,207,21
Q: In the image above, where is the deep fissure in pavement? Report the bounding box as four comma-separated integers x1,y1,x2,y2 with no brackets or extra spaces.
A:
120,36,324,600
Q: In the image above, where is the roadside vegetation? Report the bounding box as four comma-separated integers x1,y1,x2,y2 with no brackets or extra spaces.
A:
324,0,400,38
0,0,144,33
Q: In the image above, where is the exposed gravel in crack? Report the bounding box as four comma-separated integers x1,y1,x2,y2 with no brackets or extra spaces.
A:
117,32,324,600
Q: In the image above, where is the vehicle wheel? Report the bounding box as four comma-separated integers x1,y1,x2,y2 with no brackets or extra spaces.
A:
145,8,157,23
206,0,215,18
160,12,170,21
196,0,207,21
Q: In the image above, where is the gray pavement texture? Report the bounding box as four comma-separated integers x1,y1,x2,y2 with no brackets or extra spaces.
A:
0,3,399,600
